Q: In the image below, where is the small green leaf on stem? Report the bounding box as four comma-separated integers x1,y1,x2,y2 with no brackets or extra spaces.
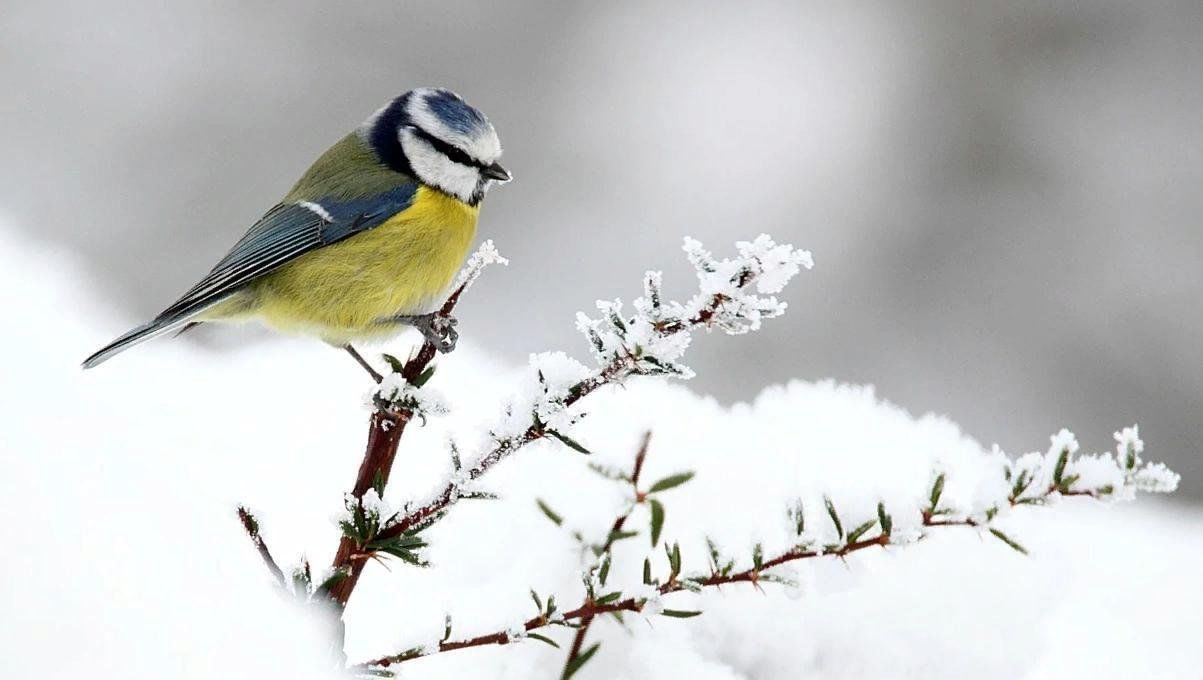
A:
528,633,560,648
606,529,639,543
547,429,592,455
788,500,805,535
587,463,630,482
989,528,1029,555
929,473,945,510
412,365,437,388
846,518,878,544
536,499,563,526
381,353,406,374
649,499,665,546
562,642,601,680
824,496,844,539
595,591,623,605
661,609,702,618
877,502,892,537
648,471,695,493
1053,448,1069,486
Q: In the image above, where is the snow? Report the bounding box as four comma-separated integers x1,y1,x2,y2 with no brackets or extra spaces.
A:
374,372,449,421
453,239,509,290
0,220,1199,680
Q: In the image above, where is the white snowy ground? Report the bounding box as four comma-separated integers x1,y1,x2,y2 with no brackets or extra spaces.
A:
2,221,1200,680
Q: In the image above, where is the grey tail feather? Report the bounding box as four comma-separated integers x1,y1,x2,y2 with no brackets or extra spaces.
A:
81,294,229,369
81,315,194,369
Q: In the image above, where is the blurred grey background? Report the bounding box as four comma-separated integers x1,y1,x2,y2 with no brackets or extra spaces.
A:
3,1,1200,498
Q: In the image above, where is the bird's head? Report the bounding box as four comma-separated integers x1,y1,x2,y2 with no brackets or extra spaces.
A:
362,88,510,206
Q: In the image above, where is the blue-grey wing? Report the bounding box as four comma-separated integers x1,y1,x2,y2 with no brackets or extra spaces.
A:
157,184,418,320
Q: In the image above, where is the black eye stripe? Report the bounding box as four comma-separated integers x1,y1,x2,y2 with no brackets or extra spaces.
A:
408,126,486,170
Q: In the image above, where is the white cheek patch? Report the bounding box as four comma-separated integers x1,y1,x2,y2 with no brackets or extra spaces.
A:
406,89,503,164
399,128,482,203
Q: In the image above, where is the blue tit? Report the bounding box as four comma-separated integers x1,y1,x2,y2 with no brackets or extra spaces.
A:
82,88,511,373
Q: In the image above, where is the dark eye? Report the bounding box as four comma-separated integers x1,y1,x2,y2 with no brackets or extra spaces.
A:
406,125,485,170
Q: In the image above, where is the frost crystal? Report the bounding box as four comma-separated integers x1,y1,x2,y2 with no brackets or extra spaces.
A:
1048,428,1080,457
1133,462,1180,494
454,239,509,290
630,584,664,615
359,488,391,520
374,373,449,421
889,527,924,546
576,234,812,379
504,625,526,642
1115,424,1145,470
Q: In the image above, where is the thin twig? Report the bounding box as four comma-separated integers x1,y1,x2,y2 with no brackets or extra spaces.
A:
368,295,734,548
358,528,895,669
356,483,1114,671
237,506,286,589
562,432,651,676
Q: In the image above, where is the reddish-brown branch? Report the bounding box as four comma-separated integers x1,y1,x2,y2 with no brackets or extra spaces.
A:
369,355,634,545
359,492,1083,671
325,284,469,608
562,432,651,674
360,528,894,670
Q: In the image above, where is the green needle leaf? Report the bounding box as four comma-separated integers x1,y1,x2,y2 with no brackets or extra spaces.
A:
411,365,437,388
528,632,560,648
649,499,665,546
989,528,1029,555
929,473,946,510
824,496,844,539
547,429,592,454
661,609,702,618
536,499,563,526
648,471,695,493
846,518,877,543
562,642,601,680
381,353,406,374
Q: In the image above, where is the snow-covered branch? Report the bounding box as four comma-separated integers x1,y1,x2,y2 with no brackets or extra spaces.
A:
232,232,1180,679
357,424,1177,674
365,235,812,546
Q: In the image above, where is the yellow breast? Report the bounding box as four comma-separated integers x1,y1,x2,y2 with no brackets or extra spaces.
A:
248,187,479,343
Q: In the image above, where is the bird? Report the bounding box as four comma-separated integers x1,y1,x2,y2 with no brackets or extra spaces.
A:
82,87,510,379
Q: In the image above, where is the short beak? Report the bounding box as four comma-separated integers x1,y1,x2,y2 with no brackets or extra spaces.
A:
482,162,512,182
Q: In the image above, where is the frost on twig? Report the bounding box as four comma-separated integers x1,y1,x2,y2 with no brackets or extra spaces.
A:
924,425,1180,536
577,234,814,379
357,424,1179,674
365,235,813,548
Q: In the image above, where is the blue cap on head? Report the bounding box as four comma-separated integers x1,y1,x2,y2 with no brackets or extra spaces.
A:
422,89,491,136
361,88,508,204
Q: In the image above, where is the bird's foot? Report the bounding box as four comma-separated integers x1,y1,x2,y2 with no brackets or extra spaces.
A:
381,313,459,353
